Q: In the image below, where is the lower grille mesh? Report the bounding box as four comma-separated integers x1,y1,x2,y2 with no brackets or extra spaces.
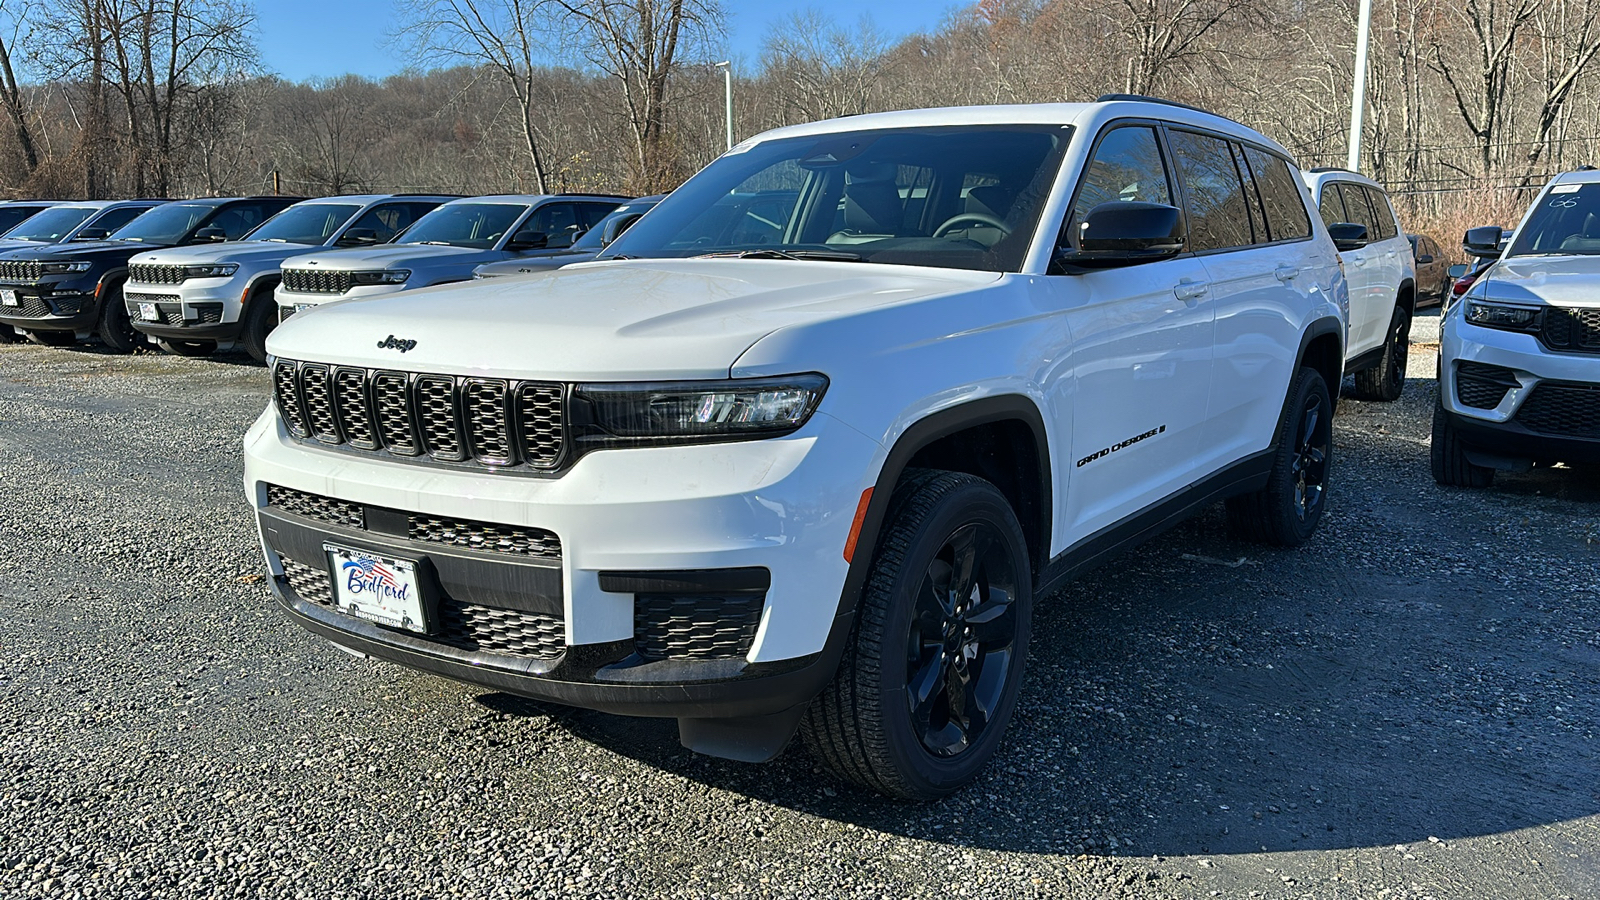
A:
1515,381,1600,438
1455,361,1518,410
634,594,764,661
277,556,564,660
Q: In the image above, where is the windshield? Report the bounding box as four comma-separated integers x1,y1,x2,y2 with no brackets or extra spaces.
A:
111,203,214,243
4,206,97,241
246,203,362,244
607,125,1071,272
0,206,45,235
576,201,657,252
397,203,528,249
1508,182,1600,256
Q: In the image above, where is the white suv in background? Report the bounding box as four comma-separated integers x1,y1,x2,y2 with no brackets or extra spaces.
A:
1302,168,1416,400
1432,169,1600,486
247,98,1347,799
124,195,453,361
273,194,627,320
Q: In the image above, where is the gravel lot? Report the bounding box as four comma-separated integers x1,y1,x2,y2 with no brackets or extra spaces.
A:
3,312,1598,899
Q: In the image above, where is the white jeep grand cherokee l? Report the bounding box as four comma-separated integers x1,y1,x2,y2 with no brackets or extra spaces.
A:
1432,169,1600,486
246,97,1348,799
1301,167,1417,401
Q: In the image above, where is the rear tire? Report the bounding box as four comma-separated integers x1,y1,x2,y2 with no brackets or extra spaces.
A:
801,470,1032,800
95,282,137,353
1226,367,1333,547
157,338,217,357
1430,403,1494,487
1352,306,1409,401
240,285,277,364
27,329,76,347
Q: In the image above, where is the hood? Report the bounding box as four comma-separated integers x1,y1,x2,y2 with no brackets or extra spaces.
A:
1478,255,1600,307
0,239,171,262
283,243,508,271
131,240,317,267
475,250,594,277
267,258,998,380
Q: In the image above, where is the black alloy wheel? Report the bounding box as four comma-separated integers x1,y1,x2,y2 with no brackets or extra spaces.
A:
905,521,1021,758
1225,366,1334,547
1289,385,1331,523
1353,307,1409,401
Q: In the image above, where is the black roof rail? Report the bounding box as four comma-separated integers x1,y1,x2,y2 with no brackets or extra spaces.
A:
1577,164,1598,171
554,192,634,199
1095,93,1217,117
392,192,464,198
1308,166,1359,174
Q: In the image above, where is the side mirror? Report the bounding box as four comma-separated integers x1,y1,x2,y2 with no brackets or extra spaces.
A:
1463,225,1505,258
194,226,228,242
1417,253,1434,264
1057,201,1185,268
72,227,110,241
506,231,548,252
337,227,379,246
600,213,645,248
1447,264,1468,279
1326,222,1369,252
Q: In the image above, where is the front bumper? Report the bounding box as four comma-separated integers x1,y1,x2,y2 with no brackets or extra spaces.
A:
126,280,243,340
244,405,881,723
1440,313,1600,464
0,282,97,332
275,283,407,321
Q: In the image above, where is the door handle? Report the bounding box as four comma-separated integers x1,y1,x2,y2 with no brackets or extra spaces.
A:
1173,279,1209,302
1274,265,1300,282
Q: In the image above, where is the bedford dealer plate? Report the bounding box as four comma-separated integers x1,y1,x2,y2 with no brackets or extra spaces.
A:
138,302,160,322
324,544,428,633
1,289,16,306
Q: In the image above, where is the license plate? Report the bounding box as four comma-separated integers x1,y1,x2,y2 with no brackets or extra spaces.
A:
324,544,429,633
1,289,16,306
138,302,159,322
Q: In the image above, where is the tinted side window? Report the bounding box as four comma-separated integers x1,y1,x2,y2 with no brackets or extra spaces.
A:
1317,184,1346,228
1365,187,1398,240
1335,183,1377,237
207,203,269,239
1064,126,1172,248
87,206,146,234
1242,147,1312,241
348,204,417,242
578,202,620,229
516,202,584,248
1167,129,1253,253
1229,143,1268,244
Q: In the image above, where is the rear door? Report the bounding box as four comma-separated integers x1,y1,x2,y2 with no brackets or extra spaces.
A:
1331,182,1385,356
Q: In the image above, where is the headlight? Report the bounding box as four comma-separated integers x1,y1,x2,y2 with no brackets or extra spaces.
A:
350,269,410,285
571,374,828,447
39,261,91,275
183,263,238,278
1464,299,1540,332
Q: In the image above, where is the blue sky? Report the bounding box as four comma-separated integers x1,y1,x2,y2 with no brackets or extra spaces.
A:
256,0,959,83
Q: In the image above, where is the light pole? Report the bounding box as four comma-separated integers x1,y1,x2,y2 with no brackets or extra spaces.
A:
714,61,733,151
1346,0,1372,172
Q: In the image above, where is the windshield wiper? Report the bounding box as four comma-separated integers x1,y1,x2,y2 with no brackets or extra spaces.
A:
416,240,454,246
692,248,863,262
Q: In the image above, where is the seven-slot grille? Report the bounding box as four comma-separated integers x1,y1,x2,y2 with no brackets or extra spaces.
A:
0,260,44,282
1540,307,1600,354
281,267,352,294
273,358,565,470
276,555,565,660
128,263,186,284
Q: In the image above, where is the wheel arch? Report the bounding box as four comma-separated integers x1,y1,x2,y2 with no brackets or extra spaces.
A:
834,395,1053,623
1397,278,1416,317
1296,316,1344,403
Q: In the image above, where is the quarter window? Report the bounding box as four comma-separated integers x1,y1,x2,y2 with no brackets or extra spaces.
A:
1242,147,1312,242
1365,187,1398,240
1064,126,1172,248
1167,129,1253,253
1335,183,1377,238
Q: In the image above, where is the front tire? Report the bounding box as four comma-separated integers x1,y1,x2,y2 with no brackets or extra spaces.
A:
1352,306,1410,401
802,470,1032,800
239,286,278,364
95,283,138,353
1430,403,1494,487
1227,367,1333,547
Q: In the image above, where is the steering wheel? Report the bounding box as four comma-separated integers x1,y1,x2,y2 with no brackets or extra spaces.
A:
933,212,1011,238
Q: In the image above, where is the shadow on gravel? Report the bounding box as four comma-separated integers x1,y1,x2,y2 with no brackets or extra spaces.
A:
17,339,262,367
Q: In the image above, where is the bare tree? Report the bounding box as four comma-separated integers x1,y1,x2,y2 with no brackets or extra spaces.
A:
556,0,723,192
0,1,39,178
396,0,556,193
761,11,890,123
1429,0,1542,175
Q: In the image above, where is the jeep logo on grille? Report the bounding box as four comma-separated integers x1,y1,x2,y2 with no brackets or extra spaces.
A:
377,335,418,353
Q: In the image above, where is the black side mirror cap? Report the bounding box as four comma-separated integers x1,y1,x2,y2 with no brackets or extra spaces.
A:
1463,225,1505,258
72,228,110,241
1326,222,1369,252
1417,253,1434,264
507,231,548,252
194,226,228,242
1056,201,1185,268
337,228,379,246
600,213,645,248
